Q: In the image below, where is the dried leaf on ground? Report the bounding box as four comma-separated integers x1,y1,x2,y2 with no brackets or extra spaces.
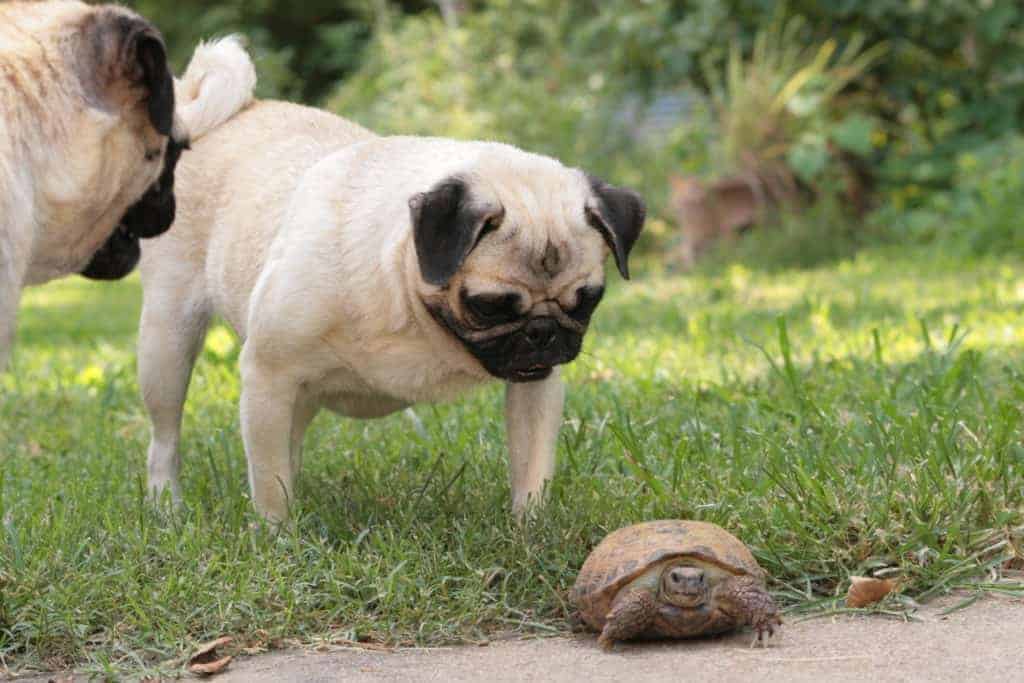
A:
846,576,897,608
188,636,235,676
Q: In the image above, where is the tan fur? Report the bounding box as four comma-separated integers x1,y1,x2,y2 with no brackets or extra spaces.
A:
174,36,257,140
138,48,637,522
0,1,187,367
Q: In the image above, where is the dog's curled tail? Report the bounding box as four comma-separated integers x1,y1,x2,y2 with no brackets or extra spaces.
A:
175,35,257,141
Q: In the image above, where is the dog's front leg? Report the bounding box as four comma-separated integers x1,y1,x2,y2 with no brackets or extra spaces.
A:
240,348,301,524
505,368,565,517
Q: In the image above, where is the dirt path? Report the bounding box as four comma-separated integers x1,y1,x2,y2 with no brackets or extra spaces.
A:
218,594,1022,683
10,594,1023,682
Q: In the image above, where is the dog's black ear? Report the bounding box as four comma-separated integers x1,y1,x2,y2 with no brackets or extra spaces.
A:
585,175,646,280
84,9,175,136
409,177,503,287
131,26,175,136
80,227,141,281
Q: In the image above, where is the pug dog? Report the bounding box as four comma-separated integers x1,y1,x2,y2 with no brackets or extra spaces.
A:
138,48,645,523
0,1,190,368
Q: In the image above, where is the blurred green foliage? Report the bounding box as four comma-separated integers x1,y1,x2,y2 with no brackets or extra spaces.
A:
875,134,1024,253
697,12,885,204
124,0,1024,253
124,0,432,101
793,1,1024,192
329,1,670,193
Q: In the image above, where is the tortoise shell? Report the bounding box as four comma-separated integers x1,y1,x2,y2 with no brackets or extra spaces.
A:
571,520,765,624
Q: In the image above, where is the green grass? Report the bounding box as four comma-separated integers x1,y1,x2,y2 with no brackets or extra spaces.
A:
2,246,1024,677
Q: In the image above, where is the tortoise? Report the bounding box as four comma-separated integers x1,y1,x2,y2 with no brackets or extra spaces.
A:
571,520,781,650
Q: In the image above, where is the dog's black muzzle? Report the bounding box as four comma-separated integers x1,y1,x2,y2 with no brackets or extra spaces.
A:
429,306,586,383
81,137,188,280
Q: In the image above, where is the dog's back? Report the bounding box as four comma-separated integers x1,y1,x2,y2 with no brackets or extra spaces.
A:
141,39,372,337
164,36,371,251
173,100,372,327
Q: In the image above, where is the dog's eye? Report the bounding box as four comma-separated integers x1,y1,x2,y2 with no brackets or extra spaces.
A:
465,293,522,325
472,215,502,250
569,285,605,322
144,148,161,162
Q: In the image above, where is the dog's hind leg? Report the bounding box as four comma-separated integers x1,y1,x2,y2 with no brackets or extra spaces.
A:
138,287,210,505
289,392,319,485
239,346,302,524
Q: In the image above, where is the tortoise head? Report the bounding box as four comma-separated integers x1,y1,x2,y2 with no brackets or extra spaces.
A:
659,562,709,608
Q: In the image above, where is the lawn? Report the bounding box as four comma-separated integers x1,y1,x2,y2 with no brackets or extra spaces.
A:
2,245,1023,677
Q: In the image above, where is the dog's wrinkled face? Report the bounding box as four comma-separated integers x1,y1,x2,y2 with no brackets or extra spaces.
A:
411,169,645,382
80,136,188,280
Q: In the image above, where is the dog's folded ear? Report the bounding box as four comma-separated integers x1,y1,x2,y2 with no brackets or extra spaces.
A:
82,9,175,136
133,27,175,136
585,176,646,280
409,177,504,287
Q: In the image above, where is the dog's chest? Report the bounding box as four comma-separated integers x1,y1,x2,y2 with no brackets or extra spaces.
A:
308,338,489,412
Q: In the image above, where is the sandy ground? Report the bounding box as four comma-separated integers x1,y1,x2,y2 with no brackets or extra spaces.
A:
8,594,1023,682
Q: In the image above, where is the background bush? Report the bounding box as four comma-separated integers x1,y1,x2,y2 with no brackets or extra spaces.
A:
123,0,1024,259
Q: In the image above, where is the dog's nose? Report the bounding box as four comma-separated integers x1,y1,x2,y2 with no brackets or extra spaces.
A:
524,317,559,349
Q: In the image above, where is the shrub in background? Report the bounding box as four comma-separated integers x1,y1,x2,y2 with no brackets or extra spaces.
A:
874,135,1024,255
327,0,698,223
117,0,1024,264
125,0,432,102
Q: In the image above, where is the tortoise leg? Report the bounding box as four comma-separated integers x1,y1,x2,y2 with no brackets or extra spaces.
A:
713,575,782,647
597,588,657,651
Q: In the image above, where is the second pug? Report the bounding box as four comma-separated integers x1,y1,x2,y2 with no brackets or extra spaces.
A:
0,1,189,368
139,46,645,522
